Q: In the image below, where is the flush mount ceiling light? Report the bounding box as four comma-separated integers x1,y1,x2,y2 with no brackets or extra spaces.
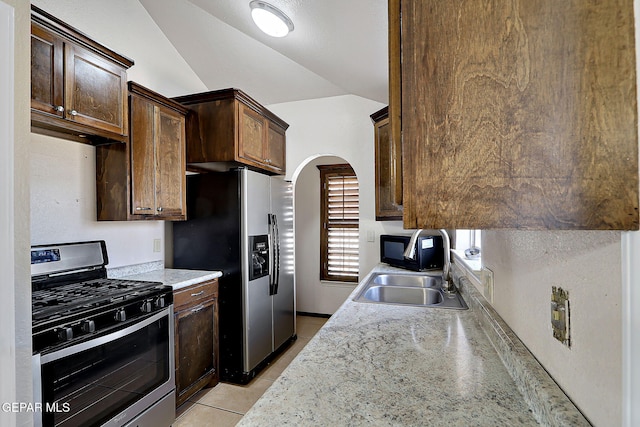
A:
249,1,294,38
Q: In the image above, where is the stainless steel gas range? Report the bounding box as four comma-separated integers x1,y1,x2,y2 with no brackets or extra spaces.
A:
31,241,175,427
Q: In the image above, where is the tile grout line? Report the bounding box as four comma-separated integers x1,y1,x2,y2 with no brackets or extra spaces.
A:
182,401,247,417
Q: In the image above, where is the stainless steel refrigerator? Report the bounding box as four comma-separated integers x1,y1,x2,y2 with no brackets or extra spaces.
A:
172,168,295,384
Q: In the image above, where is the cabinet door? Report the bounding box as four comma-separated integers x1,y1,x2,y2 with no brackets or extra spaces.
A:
175,298,215,405
130,94,156,216
266,124,286,173
238,104,267,165
64,43,128,137
30,23,64,117
155,106,186,218
375,116,403,220
398,0,638,230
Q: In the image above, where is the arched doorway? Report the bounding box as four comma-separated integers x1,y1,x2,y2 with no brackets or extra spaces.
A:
292,155,359,315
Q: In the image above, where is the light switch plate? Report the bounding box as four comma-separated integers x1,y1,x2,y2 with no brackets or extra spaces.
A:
366,230,375,242
153,238,161,253
481,266,494,304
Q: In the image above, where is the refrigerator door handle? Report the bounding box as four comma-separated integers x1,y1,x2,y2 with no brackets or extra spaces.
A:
268,214,276,295
273,214,280,295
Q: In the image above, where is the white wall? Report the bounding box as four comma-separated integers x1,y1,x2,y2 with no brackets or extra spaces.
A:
30,135,169,267
622,231,640,427
623,4,640,424
294,156,352,314
1,0,32,425
482,231,622,426
29,0,207,267
268,95,403,314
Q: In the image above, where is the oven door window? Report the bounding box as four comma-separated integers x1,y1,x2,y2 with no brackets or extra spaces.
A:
40,316,170,427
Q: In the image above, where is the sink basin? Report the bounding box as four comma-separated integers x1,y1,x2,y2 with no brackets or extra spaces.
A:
353,273,468,310
372,274,439,288
361,286,443,305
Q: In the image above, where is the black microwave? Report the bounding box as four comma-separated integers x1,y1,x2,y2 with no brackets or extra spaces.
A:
380,234,444,271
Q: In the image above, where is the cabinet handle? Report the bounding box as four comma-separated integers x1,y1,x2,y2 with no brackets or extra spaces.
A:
69,110,78,116
157,206,163,212
136,207,152,211
191,304,205,313
55,105,64,112
191,291,205,297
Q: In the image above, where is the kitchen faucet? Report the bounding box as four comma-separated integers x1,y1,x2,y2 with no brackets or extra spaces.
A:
403,229,453,292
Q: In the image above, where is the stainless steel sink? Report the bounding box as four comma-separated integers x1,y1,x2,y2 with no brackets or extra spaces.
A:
354,273,468,310
372,274,439,288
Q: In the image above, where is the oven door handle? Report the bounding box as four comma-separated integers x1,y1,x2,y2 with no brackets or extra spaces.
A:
39,307,172,364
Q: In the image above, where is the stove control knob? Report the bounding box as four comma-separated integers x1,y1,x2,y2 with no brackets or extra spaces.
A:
57,327,73,341
155,296,166,309
81,320,95,333
141,300,153,313
114,309,127,322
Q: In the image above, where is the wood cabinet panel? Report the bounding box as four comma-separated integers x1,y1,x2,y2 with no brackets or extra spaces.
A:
396,0,639,230
388,0,402,206
371,107,402,220
30,22,64,117
97,82,187,221
174,88,289,175
238,104,267,165
156,108,187,217
173,279,218,309
30,6,133,144
175,299,215,404
129,95,156,216
64,44,128,136
267,124,286,173
174,278,219,407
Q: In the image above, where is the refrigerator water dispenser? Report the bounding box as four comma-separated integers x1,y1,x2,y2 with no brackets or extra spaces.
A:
249,235,269,280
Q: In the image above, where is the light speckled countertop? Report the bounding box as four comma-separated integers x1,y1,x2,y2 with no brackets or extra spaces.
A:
238,264,590,427
116,267,222,290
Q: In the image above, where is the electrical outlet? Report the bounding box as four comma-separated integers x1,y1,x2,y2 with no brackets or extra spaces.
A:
481,266,494,303
153,238,162,253
551,287,570,347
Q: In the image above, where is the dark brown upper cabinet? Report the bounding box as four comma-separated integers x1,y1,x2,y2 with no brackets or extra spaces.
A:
30,6,133,144
392,0,639,230
372,106,403,220
96,82,188,221
173,89,289,175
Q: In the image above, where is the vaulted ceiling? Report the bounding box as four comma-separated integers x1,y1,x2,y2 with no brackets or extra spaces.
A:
139,0,389,105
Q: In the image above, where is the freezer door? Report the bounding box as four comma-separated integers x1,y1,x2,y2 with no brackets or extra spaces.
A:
270,177,295,350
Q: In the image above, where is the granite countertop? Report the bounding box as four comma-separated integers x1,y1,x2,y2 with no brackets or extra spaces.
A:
238,264,590,427
117,267,222,291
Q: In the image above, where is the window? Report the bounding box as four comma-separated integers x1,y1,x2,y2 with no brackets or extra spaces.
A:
454,229,482,274
455,229,481,255
318,164,359,282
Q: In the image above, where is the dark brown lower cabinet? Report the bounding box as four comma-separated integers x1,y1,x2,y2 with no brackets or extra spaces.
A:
174,278,219,407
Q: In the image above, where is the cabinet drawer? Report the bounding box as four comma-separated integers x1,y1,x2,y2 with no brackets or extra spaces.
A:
174,278,218,310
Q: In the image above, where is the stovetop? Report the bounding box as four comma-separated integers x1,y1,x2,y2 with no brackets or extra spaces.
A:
32,277,168,324
30,241,174,354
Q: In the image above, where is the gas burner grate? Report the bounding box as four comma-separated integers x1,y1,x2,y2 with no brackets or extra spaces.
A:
32,278,164,323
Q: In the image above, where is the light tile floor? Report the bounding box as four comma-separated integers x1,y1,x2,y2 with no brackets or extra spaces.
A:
174,315,328,427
